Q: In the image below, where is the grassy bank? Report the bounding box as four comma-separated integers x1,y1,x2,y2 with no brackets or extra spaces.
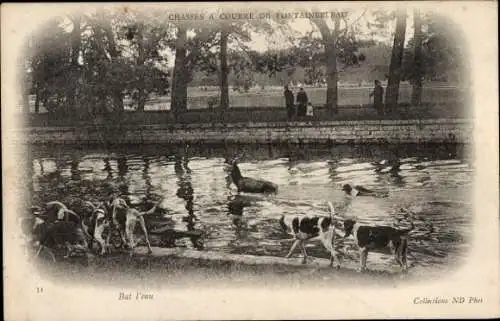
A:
27,102,468,128
26,84,468,113
33,248,446,289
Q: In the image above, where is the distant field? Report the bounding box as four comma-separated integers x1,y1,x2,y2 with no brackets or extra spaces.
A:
25,83,468,114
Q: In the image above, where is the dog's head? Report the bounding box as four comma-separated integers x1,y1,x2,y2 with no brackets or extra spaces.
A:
326,201,346,231
76,201,102,226
343,219,356,237
342,184,352,193
94,208,109,227
82,200,97,213
31,216,47,241
44,201,68,221
111,197,129,211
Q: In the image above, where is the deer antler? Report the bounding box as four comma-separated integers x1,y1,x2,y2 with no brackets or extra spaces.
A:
232,151,245,163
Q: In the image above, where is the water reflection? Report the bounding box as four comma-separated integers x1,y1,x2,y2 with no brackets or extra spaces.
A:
70,156,81,182
143,156,152,198
117,156,128,177
28,143,473,274
103,157,113,179
116,156,129,196
174,146,197,232
227,194,254,229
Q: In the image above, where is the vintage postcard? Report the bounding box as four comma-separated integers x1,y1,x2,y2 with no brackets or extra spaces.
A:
2,1,499,320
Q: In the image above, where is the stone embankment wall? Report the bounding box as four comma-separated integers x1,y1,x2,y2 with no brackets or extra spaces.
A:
25,119,472,145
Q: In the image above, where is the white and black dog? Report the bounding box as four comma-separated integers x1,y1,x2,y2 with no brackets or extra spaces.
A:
109,197,160,255
80,201,111,255
279,202,343,268
342,184,388,198
341,218,414,272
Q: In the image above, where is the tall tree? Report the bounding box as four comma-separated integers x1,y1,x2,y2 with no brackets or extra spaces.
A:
310,16,340,113
411,9,423,107
120,10,172,111
171,25,188,117
29,18,72,115
136,23,147,111
168,20,218,118
385,9,407,113
215,18,277,110
100,14,125,113
67,14,81,113
219,29,230,110
307,11,365,113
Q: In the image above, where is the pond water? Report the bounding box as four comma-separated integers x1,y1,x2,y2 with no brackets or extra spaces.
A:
27,143,473,274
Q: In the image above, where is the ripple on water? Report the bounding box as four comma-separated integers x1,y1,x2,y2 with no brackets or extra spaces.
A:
28,144,473,276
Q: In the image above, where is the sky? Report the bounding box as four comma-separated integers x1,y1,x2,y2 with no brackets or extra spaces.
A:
162,9,417,68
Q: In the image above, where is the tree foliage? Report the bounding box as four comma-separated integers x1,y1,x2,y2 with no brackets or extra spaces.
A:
402,13,467,83
26,10,173,116
25,7,467,119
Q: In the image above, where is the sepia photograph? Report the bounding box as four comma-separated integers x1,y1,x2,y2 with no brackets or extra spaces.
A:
2,2,498,320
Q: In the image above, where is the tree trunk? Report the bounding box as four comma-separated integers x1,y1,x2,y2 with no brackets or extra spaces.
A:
137,24,146,112
65,16,81,116
411,9,423,107
219,29,230,110
67,16,81,117
22,71,30,114
385,9,407,113
102,21,124,113
23,87,30,114
92,24,110,114
171,26,188,119
34,82,40,114
325,17,340,114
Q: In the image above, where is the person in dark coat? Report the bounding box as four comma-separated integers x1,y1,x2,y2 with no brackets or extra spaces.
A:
284,86,295,120
369,80,384,115
296,87,308,117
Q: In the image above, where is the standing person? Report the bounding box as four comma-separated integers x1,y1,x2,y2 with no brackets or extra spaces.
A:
296,87,309,117
284,85,295,120
306,102,314,117
369,80,384,115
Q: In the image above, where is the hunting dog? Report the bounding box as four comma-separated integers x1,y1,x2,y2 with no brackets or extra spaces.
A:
78,201,111,255
341,218,414,272
109,197,159,255
30,216,89,261
32,201,92,258
46,200,110,254
44,201,83,225
342,184,388,198
280,202,343,268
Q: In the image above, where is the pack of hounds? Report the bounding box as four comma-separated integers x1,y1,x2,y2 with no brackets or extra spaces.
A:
23,153,416,273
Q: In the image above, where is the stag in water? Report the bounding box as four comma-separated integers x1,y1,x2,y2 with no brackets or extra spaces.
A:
225,153,278,194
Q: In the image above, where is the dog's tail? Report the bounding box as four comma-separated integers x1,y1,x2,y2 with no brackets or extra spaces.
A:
138,200,163,217
46,201,69,210
327,201,335,215
327,201,344,222
278,215,287,232
46,201,69,220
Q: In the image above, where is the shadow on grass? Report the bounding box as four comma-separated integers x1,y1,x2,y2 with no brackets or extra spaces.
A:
32,249,426,289
27,102,467,128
